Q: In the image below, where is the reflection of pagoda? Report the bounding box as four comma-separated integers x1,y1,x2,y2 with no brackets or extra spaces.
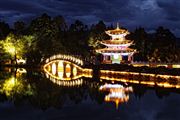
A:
99,84,133,109
96,23,136,64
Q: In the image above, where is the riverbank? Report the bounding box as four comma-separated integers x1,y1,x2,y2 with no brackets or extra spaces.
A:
93,64,180,76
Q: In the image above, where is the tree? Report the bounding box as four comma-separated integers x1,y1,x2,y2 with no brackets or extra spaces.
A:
127,27,148,61
14,21,26,35
66,20,89,56
0,33,35,64
148,27,177,62
28,13,65,58
52,15,68,31
0,21,11,40
88,21,108,48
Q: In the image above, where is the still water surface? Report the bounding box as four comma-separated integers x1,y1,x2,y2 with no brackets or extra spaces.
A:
0,67,180,120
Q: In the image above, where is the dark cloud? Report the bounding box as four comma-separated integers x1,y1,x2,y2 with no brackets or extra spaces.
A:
157,0,180,21
0,0,179,37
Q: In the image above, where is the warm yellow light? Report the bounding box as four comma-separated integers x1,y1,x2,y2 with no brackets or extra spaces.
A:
100,84,133,109
58,72,63,79
48,65,51,71
66,64,71,78
1,77,16,96
17,68,27,74
8,47,16,55
45,73,49,78
73,67,77,76
52,63,56,75
58,61,63,72
172,65,180,68
57,61,64,79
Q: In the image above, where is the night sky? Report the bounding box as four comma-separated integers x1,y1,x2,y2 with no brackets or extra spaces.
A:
0,0,179,37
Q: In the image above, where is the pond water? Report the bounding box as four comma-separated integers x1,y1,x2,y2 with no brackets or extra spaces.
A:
0,67,180,120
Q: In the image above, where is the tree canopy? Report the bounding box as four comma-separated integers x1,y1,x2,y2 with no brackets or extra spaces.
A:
0,13,180,65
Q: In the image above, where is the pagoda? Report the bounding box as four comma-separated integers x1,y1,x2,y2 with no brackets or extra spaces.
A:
96,23,136,64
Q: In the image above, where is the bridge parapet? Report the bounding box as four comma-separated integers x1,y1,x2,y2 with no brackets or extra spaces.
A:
45,54,84,67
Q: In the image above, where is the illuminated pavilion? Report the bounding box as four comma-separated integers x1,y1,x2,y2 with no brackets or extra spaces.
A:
96,23,136,64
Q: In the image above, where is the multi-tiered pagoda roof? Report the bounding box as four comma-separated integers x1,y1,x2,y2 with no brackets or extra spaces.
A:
95,23,136,64
96,24,135,55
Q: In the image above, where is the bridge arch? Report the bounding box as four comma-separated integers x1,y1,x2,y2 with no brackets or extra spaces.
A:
44,54,84,67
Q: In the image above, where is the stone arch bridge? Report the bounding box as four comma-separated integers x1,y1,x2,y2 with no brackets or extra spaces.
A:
43,54,92,80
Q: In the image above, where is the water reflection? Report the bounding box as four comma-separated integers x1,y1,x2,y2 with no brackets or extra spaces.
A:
0,67,100,110
49,77,83,87
99,84,133,109
0,68,33,100
0,65,180,112
42,59,180,109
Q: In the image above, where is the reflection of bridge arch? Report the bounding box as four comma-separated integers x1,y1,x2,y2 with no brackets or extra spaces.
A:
49,76,83,87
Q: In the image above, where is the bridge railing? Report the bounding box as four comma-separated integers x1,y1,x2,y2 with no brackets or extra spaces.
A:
132,61,180,68
44,54,84,66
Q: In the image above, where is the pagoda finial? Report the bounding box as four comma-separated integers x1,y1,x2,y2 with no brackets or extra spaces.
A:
116,22,119,29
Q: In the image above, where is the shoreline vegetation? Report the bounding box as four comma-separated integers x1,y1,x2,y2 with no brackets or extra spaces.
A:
0,13,180,71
